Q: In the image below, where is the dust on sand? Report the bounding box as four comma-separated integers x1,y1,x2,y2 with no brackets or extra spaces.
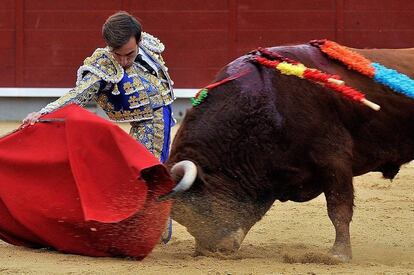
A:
0,121,413,274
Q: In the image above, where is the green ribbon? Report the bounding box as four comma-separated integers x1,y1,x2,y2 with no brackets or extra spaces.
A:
191,89,209,106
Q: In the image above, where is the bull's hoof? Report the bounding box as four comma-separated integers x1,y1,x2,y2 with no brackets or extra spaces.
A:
330,253,351,262
329,247,352,262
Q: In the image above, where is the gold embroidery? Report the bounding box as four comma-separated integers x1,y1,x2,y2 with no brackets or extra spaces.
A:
113,111,125,121
148,74,161,86
106,105,153,122
128,107,165,160
106,102,114,111
98,58,111,68
123,81,134,95
128,66,173,108
76,48,124,85
150,94,164,106
96,94,107,107
125,66,135,76
138,92,148,103
140,32,165,53
112,84,120,95
128,96,139,108
133,77,145,90
152,108,165,159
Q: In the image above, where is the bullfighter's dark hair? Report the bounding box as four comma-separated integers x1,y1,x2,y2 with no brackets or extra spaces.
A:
102,11,142,50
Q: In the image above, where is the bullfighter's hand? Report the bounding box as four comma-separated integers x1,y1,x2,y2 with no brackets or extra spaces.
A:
22,112,42,126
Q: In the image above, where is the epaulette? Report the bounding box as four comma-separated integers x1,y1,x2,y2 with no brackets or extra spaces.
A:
140,32,165,53
76,48,124,85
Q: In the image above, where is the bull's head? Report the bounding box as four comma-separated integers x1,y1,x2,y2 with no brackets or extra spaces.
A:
161,160,266,256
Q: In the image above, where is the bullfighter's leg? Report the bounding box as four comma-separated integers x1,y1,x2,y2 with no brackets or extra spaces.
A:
322,163,354,262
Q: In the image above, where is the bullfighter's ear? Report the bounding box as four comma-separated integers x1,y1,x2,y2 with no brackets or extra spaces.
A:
157,160,197,201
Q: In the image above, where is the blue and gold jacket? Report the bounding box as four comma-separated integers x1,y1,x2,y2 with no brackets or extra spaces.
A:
40,32,174,123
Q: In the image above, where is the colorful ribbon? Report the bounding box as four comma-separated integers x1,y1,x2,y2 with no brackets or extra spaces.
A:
312,39,414,100
253,53,379,111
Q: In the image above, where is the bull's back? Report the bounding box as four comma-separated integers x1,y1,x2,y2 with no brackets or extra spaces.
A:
225,43,414,178
176,42,414,180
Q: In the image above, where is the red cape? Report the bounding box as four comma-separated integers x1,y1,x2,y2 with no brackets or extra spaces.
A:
0,104,173,259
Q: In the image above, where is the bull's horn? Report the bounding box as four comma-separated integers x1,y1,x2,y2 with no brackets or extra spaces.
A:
158,160,197,201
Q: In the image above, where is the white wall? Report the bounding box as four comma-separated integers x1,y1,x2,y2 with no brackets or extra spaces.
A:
0,88,197,121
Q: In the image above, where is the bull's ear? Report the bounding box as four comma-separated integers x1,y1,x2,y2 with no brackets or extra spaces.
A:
157,160,197,201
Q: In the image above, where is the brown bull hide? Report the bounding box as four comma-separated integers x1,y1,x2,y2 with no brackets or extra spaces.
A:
167,43,414,261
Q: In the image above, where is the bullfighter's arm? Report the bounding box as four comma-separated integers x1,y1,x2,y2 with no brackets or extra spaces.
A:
39,73,103,115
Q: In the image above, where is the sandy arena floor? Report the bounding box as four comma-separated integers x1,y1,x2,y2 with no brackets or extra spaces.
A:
0,121,413,274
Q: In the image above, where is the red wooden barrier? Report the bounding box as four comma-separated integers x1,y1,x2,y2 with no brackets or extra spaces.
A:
1,0,414,90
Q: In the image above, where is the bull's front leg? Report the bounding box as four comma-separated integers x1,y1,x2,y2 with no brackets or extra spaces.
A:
323,164,354,262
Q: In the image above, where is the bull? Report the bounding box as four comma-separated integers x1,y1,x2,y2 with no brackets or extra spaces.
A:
165,42,414,261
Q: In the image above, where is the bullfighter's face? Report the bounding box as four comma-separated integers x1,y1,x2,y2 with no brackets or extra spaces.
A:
110,36,138,69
